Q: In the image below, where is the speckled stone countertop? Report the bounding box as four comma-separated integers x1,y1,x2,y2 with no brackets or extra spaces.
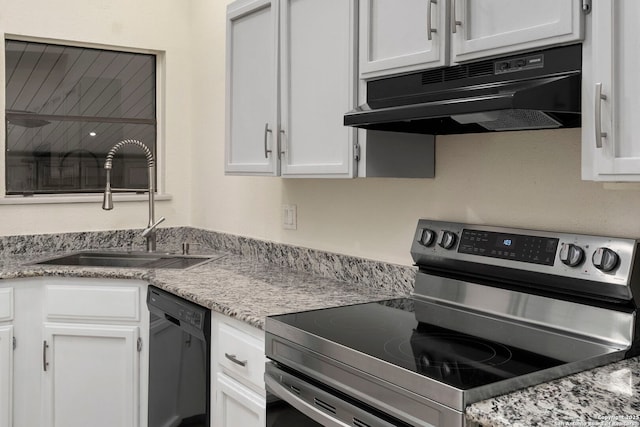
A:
2,249,406,330
148,255,407,329
3,227,640,426
466,357,640,427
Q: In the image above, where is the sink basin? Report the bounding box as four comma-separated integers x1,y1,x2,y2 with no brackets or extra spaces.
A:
34,251,216,270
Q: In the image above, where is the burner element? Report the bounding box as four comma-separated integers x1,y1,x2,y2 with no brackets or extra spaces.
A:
409,331,514,388
408,333,511,368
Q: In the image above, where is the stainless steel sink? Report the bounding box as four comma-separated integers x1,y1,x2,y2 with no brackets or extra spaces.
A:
34,251,217,270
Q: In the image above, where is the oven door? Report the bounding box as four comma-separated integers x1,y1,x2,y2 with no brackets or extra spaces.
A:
265,362,403,427
266,397,322,427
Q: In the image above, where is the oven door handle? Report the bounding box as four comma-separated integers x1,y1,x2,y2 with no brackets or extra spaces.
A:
265,365,400,427
265,373,351,427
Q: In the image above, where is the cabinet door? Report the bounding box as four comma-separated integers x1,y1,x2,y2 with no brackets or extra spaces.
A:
42,324,140,427
583,0,640,181
360,0,449,79
216,318,265,393
12,280,44,427
214,373,266,427
451,0,584,63
226,0,279,175
279,0,357,177
0,326,13,427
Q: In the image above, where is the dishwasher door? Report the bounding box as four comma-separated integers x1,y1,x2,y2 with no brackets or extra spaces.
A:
147,286,211,427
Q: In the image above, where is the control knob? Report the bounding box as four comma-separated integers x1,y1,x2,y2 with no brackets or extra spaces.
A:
438,231,457,250
419,229,436,247
592,247,619,272
559,243,584,267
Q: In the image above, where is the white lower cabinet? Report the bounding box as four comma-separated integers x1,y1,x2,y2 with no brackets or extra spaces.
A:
2,278,148,427
0,286,13,427
215,373,266,427
42,324,140,427
0,325,13,427
212,313,266,427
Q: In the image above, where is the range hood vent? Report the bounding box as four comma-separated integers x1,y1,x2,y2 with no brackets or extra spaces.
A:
345,44,582,135
420,61,495,86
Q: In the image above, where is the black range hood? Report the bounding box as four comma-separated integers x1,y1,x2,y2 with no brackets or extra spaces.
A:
344,44,582,135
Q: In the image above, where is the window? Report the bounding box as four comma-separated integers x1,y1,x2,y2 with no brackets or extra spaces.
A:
4,39,156,195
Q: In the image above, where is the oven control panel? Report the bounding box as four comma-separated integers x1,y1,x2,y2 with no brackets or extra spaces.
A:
411,219,640,300
457,229,558,266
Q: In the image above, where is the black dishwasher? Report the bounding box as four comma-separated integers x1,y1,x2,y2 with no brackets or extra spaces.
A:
147,286,211,427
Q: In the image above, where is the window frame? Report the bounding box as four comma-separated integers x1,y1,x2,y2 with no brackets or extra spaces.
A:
1,35,166,204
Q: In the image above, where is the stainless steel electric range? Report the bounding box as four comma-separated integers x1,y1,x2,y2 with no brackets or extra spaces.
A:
265,220,640,427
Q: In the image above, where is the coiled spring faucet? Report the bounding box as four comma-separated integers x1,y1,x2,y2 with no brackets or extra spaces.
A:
102,139,165,252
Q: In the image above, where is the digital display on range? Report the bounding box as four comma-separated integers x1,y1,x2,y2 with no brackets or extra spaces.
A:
458,229,559,266
496,236,516,250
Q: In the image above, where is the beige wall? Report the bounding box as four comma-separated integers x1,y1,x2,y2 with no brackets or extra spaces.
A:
190,0,640,267
3,1,640,268
0,0,194,234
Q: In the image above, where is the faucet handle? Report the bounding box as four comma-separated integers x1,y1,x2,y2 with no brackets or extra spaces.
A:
142,216,166,237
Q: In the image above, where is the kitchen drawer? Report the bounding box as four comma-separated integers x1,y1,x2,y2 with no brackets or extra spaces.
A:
217,319,265,391
0,288,13,321
45,284,140,322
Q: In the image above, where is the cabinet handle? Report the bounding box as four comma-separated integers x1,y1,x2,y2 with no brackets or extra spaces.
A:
451,0,462,33
427,0,437,40
225,353,247,367
594,82,607,148
279,129,286,158
264,123,273,158
43,340,49,371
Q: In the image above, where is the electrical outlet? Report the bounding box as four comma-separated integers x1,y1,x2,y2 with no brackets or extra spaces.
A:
282,204,297,230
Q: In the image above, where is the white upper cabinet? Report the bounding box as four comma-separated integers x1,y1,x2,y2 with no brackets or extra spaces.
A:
451,0,584,63
226,0,279,176
360,0,585,79
279,0,356,177
582,0,640,181
360,0,449,79
226,0,357,178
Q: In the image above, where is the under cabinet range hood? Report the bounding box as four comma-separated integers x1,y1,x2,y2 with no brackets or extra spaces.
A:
344,44,582,135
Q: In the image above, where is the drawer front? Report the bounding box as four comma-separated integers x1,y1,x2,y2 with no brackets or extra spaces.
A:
45,285,140,322
217,321,265,390
0,288,13,321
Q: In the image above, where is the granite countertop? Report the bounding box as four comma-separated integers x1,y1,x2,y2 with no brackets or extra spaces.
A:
4,246,640,426
1,249,405,330
466,357,640,427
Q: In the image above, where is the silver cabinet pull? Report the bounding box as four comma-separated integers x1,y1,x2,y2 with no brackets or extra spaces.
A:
427,0,437,40
225,353,247,367
43,340,49,371
595,82,607,148
451,0,462,33
279,129,286,158
264,123,273,158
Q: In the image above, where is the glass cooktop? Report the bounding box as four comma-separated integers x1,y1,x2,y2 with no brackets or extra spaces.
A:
270,298,565,390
